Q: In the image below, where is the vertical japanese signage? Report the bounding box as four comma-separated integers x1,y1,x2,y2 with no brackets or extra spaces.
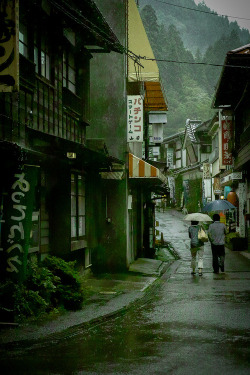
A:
203,163,210,179
166,148,174,167
238,183,246,237
213,177,221,195
168,176,175,199
0,166,39,281
183,180,190,205
0,0,19,92
152,123,163,143
221,116,233,165
127,95,143,142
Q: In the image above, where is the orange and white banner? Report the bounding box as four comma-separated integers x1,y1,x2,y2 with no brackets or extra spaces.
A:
129,153,168,185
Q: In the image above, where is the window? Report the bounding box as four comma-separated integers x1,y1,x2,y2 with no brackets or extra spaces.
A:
63,50,76,94
201,145,212,153
34,29,51,80
19,23,28,58
71,174,86,239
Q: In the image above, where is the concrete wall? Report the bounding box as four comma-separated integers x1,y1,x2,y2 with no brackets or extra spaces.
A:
87,0,129,271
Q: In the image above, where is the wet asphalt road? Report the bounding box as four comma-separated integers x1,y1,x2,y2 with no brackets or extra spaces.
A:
1,209,250,375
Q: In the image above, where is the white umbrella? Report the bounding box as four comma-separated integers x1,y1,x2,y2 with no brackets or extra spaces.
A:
184,213,213,222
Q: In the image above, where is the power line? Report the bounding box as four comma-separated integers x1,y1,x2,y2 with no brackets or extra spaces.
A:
138,55,250,69
49,0,143,67
151,0,250,22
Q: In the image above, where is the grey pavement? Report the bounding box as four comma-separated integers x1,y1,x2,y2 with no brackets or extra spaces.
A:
0,257,173,345
0,208,249,347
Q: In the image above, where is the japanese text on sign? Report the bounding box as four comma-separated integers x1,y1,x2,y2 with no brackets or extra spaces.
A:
127,95,143,142
203,163,210,179
221,117,233,165
166,148,174,167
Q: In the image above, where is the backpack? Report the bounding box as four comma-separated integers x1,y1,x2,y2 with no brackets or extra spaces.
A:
189,225,201,247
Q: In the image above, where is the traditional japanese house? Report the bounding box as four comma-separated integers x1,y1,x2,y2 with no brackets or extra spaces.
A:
0,0,124,280
212,44,250,248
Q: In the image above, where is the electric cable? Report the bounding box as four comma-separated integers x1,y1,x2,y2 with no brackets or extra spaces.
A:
151,0,250,22
138,55,250,69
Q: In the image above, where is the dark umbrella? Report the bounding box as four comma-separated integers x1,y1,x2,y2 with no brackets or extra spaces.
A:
202,200,236,212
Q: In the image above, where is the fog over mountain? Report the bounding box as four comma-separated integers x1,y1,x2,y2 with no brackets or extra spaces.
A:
139,0,250,135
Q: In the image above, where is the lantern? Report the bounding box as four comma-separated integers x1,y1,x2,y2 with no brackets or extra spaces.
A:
227,191,238,207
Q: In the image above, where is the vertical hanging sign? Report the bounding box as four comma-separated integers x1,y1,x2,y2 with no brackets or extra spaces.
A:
203,163,210,179
0,166,39,281
166,148,174,167
0,0,19,92
221,116,233,165
127,95,143,142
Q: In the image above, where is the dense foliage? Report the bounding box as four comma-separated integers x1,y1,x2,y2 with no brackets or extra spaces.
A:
139,0,250,136
185,178,202,213
0,256,84,322
174,173,183,207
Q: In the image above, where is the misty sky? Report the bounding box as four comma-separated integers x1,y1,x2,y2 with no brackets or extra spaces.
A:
194,0,250,31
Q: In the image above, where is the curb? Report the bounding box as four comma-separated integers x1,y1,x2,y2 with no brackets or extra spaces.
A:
0,261,177,350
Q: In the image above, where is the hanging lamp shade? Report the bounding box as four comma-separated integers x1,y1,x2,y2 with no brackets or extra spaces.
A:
227,191,238,207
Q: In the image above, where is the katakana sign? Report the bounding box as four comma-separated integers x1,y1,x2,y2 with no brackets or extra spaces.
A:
221,117,233,165
127,95,143,142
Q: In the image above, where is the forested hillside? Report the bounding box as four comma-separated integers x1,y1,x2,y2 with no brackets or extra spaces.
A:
139,0,250,136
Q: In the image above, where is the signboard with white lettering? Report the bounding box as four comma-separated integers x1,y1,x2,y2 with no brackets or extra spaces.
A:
152,123,163,143
203,163,210,179
127,95,143,142
166,148,174,167
0,166,39,281
221,116,233,165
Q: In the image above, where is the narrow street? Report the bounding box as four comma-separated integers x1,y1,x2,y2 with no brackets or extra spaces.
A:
1,209,250,375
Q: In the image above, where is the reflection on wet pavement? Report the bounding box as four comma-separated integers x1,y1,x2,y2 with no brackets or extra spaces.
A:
1,209,250,375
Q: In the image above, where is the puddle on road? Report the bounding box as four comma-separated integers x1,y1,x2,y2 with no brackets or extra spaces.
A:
1,311,250,375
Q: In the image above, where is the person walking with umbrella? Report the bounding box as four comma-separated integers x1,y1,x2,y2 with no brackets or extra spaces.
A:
188,221,205,276
184,213,212,276
208,213,227,274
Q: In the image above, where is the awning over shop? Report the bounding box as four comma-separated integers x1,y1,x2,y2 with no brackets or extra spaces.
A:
212,44,250,108
127,0,159,82
144,82,168,111
129,153,168,188
127,0,168,110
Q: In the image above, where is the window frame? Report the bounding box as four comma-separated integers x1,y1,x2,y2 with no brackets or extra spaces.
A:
19,22,28,58
63,48,77,95
34,27,51,81
71,173,86,240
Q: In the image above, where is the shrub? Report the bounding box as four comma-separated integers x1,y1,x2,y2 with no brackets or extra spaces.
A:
1,256,84,322
226,232,239,244
186,178,202,213
42,256,84,310
26,259,60,306
14,286,48,319
0,280,16,322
